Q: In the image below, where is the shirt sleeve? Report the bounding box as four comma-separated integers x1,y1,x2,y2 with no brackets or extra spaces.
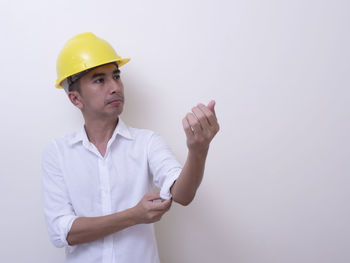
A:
41,140,79,253
147,132,183,200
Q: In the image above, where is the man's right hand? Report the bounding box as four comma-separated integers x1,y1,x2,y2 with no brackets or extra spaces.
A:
132,192,172,224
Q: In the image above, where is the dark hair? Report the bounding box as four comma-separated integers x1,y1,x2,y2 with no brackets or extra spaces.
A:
68,80,81,93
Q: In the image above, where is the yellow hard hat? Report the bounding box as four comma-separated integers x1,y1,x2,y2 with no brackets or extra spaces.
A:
55,32,130,89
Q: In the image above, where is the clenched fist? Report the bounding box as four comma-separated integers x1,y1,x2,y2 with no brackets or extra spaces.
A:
182,100,220,155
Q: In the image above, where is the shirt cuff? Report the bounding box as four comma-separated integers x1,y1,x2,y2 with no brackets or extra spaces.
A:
59,215,79,253
159,168,182,200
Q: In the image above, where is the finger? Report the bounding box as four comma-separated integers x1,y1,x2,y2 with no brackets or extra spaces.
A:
146,192,161,201
182,117,194,138
162,199,172,210
187,113,201,134
165,199,173,211
152,199,172,211
207,100,216,116
192,106,210,130
197,103,217,127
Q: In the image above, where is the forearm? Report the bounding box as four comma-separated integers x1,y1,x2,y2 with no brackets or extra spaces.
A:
67,207,138,246
171,150,208,206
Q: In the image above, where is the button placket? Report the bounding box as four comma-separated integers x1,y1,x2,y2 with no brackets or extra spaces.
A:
99,158,112,215
99,156,114,263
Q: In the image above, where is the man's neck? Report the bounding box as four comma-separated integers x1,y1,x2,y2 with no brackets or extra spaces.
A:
83,116,119,151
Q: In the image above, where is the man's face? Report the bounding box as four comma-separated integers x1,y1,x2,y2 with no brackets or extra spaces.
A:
69,63,125,120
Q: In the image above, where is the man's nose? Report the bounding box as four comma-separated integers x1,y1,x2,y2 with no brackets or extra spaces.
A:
109,78,122,93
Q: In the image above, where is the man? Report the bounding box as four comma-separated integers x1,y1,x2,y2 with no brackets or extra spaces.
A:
42,32,219,263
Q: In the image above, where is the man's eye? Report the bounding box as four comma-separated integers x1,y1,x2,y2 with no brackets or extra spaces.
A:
113,75,120,80
95,78,104,83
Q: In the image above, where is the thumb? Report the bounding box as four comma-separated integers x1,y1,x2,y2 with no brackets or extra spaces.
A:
207,100,216,116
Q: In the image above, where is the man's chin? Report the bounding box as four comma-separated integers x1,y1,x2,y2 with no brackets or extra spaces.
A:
108,108,123,118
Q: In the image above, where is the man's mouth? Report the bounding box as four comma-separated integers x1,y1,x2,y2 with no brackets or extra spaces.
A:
106,96,124,105
108,99,122,106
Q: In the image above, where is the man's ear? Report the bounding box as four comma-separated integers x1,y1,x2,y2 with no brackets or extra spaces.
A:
68,91,83,110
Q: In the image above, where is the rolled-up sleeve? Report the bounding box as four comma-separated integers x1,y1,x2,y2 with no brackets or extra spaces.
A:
147,132,183,200
41,141,79,252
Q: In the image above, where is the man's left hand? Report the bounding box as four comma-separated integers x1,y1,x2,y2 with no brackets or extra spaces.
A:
182,100,220,155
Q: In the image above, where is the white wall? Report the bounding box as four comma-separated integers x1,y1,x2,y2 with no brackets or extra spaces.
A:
0,0,349,262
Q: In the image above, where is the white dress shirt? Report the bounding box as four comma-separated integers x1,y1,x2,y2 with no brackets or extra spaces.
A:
41,118,183,263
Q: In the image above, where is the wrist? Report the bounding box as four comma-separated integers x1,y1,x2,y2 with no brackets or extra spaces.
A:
127,206,142,226
188,148,208,160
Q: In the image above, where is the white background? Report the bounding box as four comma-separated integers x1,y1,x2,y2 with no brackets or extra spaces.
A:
0,0,349,262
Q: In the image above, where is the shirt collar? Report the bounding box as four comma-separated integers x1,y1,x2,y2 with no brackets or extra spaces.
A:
68,118,134,146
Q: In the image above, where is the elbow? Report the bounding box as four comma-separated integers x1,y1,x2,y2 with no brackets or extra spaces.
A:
50,235,66,248
170,184,196,206
177,199,192,206
50,232,76,248
173,194,195,206
66,232,75,246
45,214,78,248
48,221,76,248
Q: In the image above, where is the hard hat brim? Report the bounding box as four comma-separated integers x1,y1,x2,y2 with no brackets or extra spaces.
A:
55,57,130,89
